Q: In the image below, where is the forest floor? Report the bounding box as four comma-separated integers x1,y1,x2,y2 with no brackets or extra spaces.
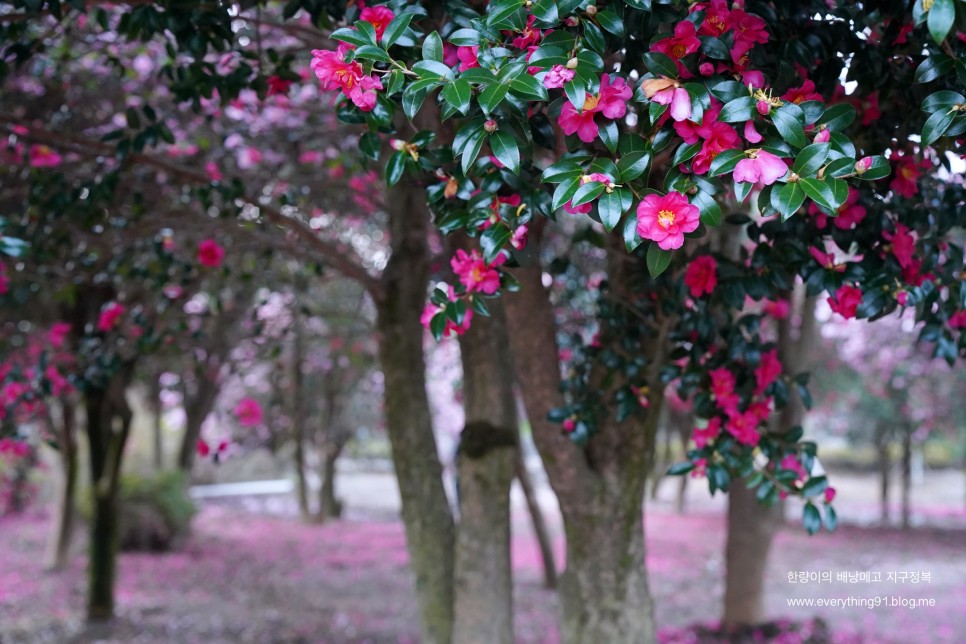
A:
1,466,964,643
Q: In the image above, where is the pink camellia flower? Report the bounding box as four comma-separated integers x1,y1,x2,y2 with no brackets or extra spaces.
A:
696,0,731,37
708,367,740,415
563,199,592,215
310,44,383,111
636,191,700,251
641,77,691,122
510,225,528,250
729,7,769,61
359,5,395,39
854,156,873,175
197,239,225,268
510,14,543,49
780,453,808,481
266,75,293,96
948,310,966,329
692,417,721,449
28,144,63,168
813,128,831,143
828,284,862,319
559,74,632,142
456,46,479,72
450,248,505,294
97,302,126,332
762,298,791,319
562,417,576,433
421,286,473,337
824,486,837,504
196,438,211,458
48,322,71,348
234,397,263,427
754,349,782,395
684,256,717,298
543,64,575,89
205,161,223,181
809,246,845,272
732,149,788,185
651,20,701,66
743,120,763,144
726,411,761,446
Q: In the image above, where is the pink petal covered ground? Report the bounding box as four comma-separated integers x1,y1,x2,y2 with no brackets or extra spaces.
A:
1,504,964,642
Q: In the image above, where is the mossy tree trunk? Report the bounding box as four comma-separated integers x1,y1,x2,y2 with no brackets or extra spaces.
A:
452,296,517,643
375,178,454,644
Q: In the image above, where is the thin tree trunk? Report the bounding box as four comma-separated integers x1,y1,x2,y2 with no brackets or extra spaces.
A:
676,425,689,514
45,399,77,571
84,363,135,622
149,375,163,471
877,426,891,524
516,453,557,589
723,483,782,626
375,178,454,644
177,376,220,472
453,298,517,644
317,438,345,520
901,427,912,530
291,290,311,521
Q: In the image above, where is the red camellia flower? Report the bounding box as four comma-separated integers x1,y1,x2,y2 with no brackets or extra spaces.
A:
359,5,395,39
197,239,224,268
635,191,700,250
754,349,782,395
28,144,63,168
650,20,701,74
310,44,384,112
684,255,717,298
234,397,263,427
890,157,922,198
828,284,863,319
266,75,293,96
97,302,126,332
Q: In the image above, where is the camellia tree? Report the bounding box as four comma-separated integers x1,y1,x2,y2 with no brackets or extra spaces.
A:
3,0,966,642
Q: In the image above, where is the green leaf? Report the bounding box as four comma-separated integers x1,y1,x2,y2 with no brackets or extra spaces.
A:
422,31,444,63
709,80,746,103
802,502,822,536
824,157,856,178
915,54,955,84
642,52,677,78
413,60,455,81
735,181,753,203
509,72,549,101
856,156,891,181
773,103,808,148
927,0,955,44
381,12,414,48
667,461,695,476
708,148,745,177
699,36,730,60
487,0,525,26
800,475,828,499
671,141,703,166
717,96,756,123
449,28,480,47
552,176,582,211
481,224,512,263
442,78,472,115
646,243,672,278
599,120,619,154
531,0,558,24
596,10,625,37
352,44,392,63
385,151,406,186
479,83,509,115
622,214,643,252
359,131,381,161
597,189,624,232
921,90,965,112
618,151,651,182
922,107,955,145
791,143,830,177
773,182,806,219
429,311,447,340
330,27,371,48
541,157,586,183
817,103,856,132
570,180,607,207
824,505,838,532
489,130,521,173
691,190,722,227
402,85,429,119
563,80,586,114
827,178,849,209
461,129,487,174
354,20,378,45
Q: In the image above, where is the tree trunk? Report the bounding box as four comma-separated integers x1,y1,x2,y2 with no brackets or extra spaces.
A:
317,438,345,520
676,425,689,514
375,179,454,644
291,293,311,521
901,427,912,530
45,399,78,571
452,298,517,644
722,482,782,626
84,363,135,622
876,426,891,525
149,375,163,471
516,453,557,589
176,374,221,472
504,235,664,643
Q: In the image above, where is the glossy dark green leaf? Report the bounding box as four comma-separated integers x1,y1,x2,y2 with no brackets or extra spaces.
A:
646,243,672,278
490,130,521,173
927,0,955,44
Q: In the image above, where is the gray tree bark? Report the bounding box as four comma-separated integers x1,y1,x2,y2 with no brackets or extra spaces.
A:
44,398,78,571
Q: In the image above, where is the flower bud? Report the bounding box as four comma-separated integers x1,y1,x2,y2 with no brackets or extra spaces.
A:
585,4,598,16
855,156,873,174
699,62,715,77
566,56,579,69
390,138,406,151
814,128,831,143
484,119,498,133
756,100,771,115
